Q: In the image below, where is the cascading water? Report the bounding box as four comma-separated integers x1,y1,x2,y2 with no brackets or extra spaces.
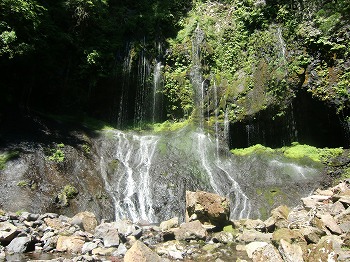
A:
99,130,159,222
98,25,326,223
190,25,253,219
277,26,286,62
117,43,133,128
152,61,163,123
134,40,152,128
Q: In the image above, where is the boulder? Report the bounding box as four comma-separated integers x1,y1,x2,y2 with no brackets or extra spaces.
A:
102,228,120,248
124,240,162,262
300,227,325,244
245,241,268,258
320,213,342,235
56,235,85,253
272,228,306,246
91,247,117,256
174,220,207,241
185,191,230,228
265,205,290,231
0,222,18,243
44,218,69,231
252,243,283,262
243,219,266,232
278,239,304,262
237,230,272,243
6,236,31,253
81,241,98,254
211,231,234,244
306,236,339,261
70,212,98,234
160,217,179,231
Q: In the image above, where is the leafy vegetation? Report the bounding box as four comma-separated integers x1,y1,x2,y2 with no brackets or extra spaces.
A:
0,0,349,138
48,143,65,163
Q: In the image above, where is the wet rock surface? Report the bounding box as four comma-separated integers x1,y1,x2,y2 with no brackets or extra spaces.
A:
0,181,349,261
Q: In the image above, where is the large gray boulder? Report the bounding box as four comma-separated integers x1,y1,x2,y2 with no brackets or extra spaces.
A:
0,222,18,243
6,236,31,253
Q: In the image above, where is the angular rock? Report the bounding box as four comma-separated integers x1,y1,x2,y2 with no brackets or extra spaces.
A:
243,219,266,232
237,229,272,243
287,209,309,229
91,246,117,256
6,236,31,253
124,240,162,262
211,231,234,244
44,218,69,231
300,227,325,244
160,217,179,231
330,201,346,216
320,213,342,235
174,220,207,241
185,191,230,228
0,222,18,243
245,242,268,258
301,195,331,210
81,241,98,254
56,235,85,253
70,212,98,234
102,228,120,248
272,228,306,246
278,239,304,262
265,205,290,230
116,243,128,256
307,236,339,261
251,243,283,262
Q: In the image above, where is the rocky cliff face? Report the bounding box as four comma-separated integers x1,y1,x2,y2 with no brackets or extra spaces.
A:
0,116,333,223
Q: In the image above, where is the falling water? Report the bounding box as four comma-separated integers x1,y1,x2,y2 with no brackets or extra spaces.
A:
134,42,151,128
152,61,163,123
277,26,287,65
214,81,220,157
190,25,252,219
191,25,205,128
117,43,133,128
224,107,230,144
100,130,159,222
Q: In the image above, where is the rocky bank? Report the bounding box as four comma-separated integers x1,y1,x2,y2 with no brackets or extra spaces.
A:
2,181,350,261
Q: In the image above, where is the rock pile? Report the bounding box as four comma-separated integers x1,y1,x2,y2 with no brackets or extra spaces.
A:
1,183,350,261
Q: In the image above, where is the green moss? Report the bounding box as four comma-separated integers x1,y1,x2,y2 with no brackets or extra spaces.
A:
153,119,190,132
0,151,19,170
231,144,274,156
223,225,235,234
280,142,343,163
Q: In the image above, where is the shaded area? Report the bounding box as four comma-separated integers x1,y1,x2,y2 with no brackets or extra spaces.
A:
229,90,349,149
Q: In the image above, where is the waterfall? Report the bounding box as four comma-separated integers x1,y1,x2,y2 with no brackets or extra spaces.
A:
214,81,220,157
224,107,230,144
194,131,252,219
117,43,133,128
276,26,287,65
134,40,151,128
152,61,163,123
100,130,159,222
191,25,205,128
189,25,252,219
